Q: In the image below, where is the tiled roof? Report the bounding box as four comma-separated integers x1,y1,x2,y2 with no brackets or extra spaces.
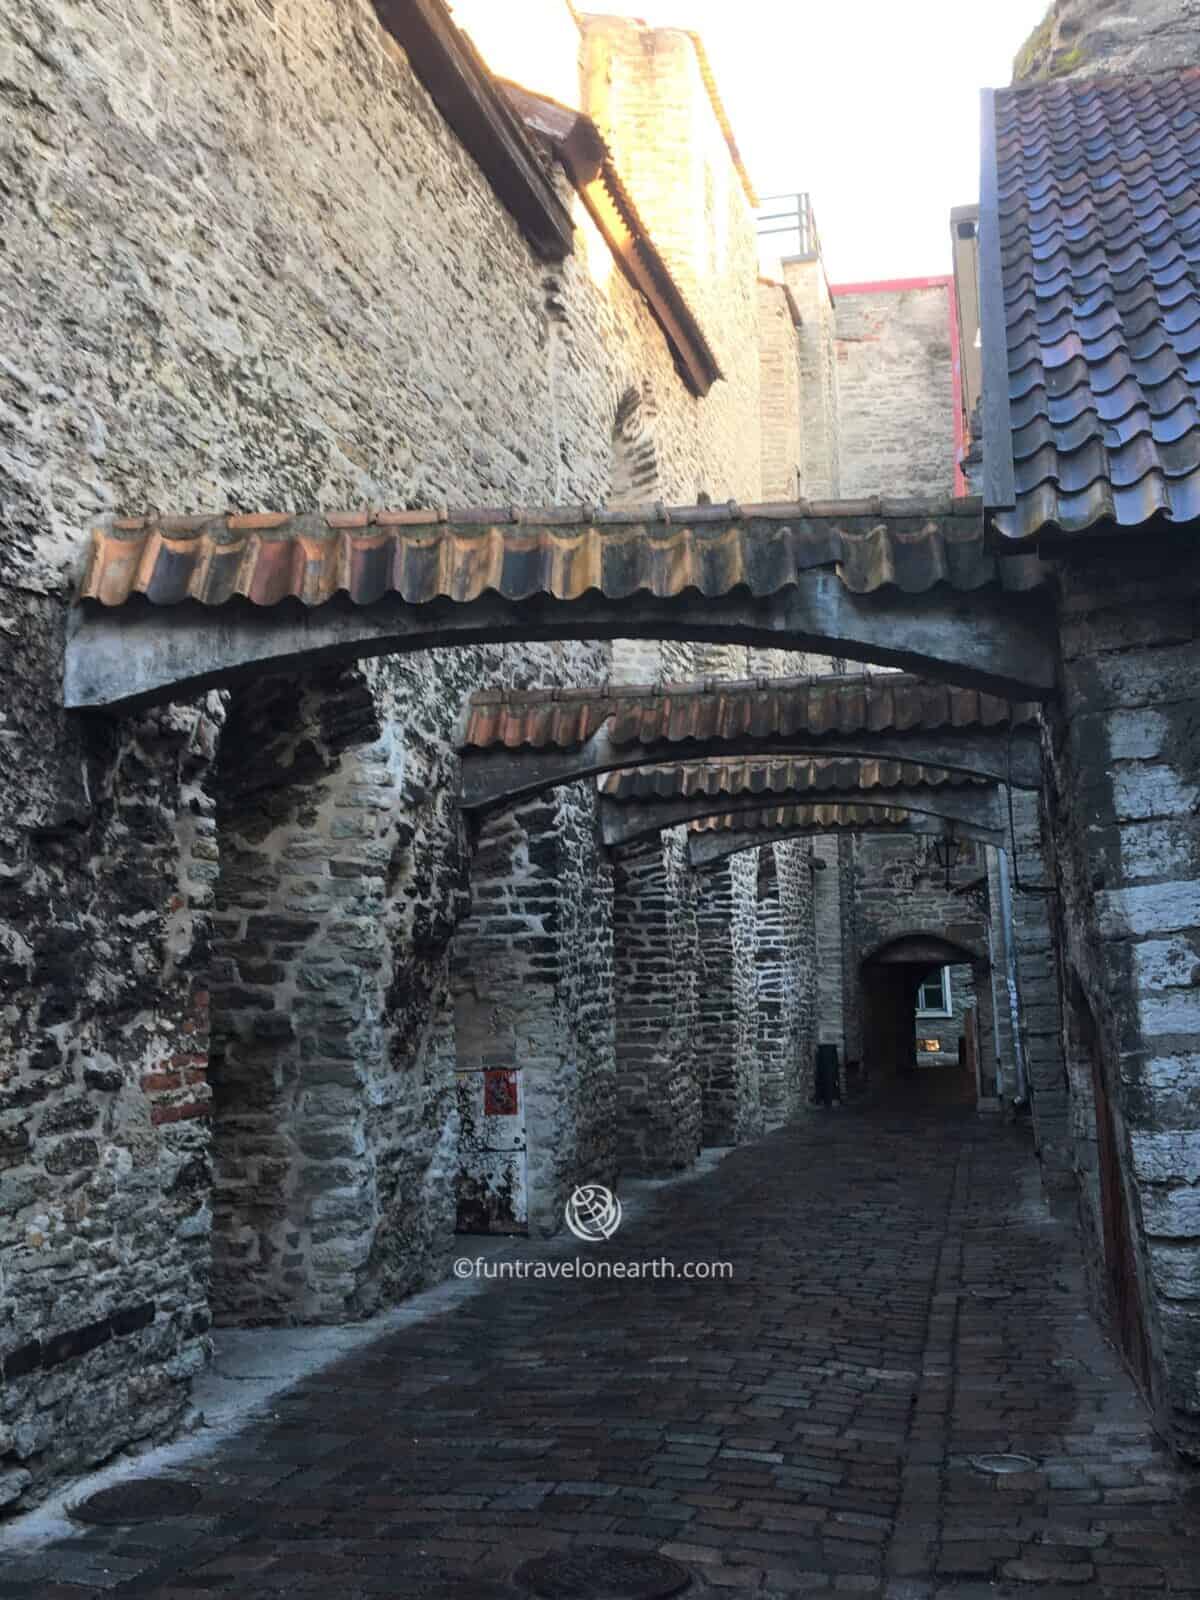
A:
989,69,1200,540
596,758,990,803
461,672,1037,752
78,498,1042,609
690,804,912,833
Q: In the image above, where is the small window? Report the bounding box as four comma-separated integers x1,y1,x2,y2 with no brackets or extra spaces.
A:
917,966,952,1017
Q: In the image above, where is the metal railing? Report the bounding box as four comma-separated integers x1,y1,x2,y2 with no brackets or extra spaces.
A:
756,191,820,261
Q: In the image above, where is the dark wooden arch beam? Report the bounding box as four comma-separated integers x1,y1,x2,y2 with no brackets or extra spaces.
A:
687,813,1004,870
600,783,1008,849
460,722,1040,811
65,584,1056,713
66,501,1055,711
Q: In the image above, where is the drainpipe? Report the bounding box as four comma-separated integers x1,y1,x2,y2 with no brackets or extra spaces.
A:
997,847,1028,1105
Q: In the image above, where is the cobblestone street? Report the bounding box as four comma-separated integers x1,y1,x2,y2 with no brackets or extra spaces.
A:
5,1099,1200,1598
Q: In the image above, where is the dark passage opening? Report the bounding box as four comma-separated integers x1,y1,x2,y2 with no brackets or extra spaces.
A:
861,936,980,1109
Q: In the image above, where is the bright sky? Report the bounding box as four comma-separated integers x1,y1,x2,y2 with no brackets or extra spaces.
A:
627,0,1051,284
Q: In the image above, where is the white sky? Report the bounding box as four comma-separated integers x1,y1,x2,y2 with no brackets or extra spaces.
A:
626,0,1051,283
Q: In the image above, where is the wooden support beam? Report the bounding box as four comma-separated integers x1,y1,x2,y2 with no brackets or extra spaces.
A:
687,813,1004,870
600,783,1009,849
460,722,1041,812
66,575,1057,713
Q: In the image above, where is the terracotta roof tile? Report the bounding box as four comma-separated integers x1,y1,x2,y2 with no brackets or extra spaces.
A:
461,671,1037,751
689,804,912,833
597,757,990,803
78,499,1045,611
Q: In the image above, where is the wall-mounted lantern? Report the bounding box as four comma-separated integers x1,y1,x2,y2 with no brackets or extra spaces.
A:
931,828,965,891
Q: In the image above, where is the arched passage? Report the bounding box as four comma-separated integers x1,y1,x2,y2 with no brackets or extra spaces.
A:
860,932,988,1108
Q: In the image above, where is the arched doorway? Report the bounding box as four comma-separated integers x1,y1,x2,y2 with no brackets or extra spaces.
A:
860,932,986,1108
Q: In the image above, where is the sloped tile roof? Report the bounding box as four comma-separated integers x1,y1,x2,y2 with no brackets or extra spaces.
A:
77,498,1043,609
597,757,991,803
690,804,912,833
461,672,1037,751
991,69,1200,540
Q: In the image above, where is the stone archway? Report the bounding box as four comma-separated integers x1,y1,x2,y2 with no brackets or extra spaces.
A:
860,930,989,1107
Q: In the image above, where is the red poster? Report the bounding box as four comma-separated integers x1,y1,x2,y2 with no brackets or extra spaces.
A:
484,1068,519,1116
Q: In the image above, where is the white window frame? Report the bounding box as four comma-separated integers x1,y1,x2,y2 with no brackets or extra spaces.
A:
916,965,953,1018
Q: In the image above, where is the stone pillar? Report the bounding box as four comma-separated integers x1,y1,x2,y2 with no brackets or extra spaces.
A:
755,842,817,1126
1006,790,1071,1184
783,256,841,498
839,834,863,1074
695,853,760,1144
209,668,395,1324
453,785,616,1235
811,834,846,1073
0,693,219,1511
1049,547,1200,1458
612,831,700,1176
757,280,805,500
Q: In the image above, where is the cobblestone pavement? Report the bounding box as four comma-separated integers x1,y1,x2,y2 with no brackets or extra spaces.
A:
5,1099,1200,1598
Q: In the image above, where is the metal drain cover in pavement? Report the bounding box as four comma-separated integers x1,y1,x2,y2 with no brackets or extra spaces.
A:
70,1477,202,1524
516,1549,692,1599
970,1453,1039,1476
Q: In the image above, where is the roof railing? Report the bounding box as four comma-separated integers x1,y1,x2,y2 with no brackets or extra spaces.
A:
756,191,820,262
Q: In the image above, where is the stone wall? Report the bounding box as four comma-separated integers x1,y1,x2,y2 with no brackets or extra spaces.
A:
755,842,818,1124
782,257,842,499
453,778,615,1237
757,281,805,501
0,0,766,1507
580,14,763,504
812,836,846,1064
0,690,218,1510
848,834,1000,1090
832,282,957,502
695,855,761,1145
1005,787,1072,1183
1013,0,1200,81
1046,548,1200,1459
612,832,701,1177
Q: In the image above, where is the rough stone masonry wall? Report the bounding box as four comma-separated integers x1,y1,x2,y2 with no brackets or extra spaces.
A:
758,282,805,501
0,688,218,1511
0,0,763,1507
812,835,847,1063
1010,4,1200,1460
452,778,615,1237
832,284,957,501
783,257,842,498
1013,0,1200,81
1047,548,1200,1459
851,834,996,1084
1007,786,1072,1186
695,855,761,1145
755,842,818,1125
612,831,701,1177
853,836,989,974
580,14,763,504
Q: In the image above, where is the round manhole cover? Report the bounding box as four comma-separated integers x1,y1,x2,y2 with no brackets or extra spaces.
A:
970,1453,1039,1476
516,1549,692,1599
70,1477,203,1525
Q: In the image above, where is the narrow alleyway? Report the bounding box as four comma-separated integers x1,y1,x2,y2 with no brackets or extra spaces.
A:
5,1107,1200,1599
